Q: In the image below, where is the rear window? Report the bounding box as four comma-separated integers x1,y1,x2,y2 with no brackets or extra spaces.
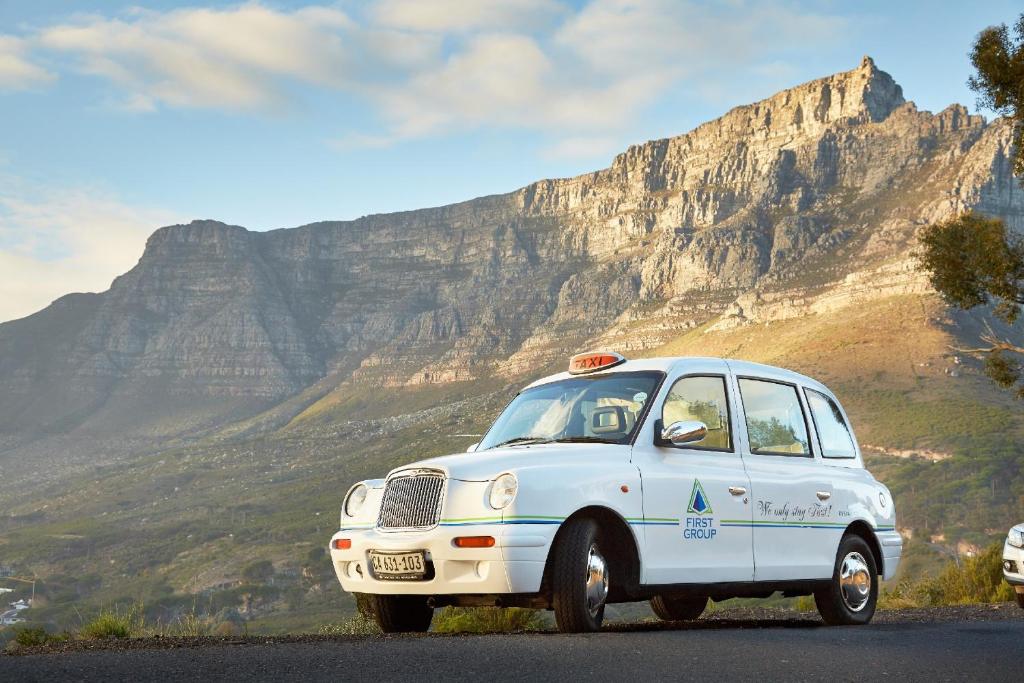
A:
805,389,857,459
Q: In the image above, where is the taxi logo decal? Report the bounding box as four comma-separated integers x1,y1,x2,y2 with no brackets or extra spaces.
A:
687,479,712,515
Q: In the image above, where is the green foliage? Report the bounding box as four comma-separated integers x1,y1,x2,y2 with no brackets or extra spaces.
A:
869,443,1024,539
12,626,57,647
880,542,1015,608
918,213,1024,322
431,607,546,634
985,350,1023,398
318,613,380,636
241,559,275,584
969,13,1024,177
78,604,146,639
919,542,1016,605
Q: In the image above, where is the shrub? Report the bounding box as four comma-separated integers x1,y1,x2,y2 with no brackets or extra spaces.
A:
917,542,1015,605
79,605,146,639
432,607,546,634
13,626,53,647
879,541,1015,608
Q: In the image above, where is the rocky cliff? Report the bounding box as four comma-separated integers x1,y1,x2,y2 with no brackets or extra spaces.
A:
1,57,1021,453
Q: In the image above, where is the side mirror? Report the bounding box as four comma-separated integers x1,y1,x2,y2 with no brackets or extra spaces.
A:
661,420,708,446
466,442,479,453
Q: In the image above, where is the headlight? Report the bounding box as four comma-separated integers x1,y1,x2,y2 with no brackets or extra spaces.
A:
488,473,518,510
343,483,368,518
1009,527,1024,549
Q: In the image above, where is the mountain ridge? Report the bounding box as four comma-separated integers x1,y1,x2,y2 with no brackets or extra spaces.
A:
0,57,1021,475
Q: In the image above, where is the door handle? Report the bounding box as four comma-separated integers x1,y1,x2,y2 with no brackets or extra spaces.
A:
816,491,832,501
728,486,747,496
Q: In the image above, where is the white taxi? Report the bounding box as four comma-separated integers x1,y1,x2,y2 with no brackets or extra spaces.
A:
330,352,901,633
1004,523,1024,608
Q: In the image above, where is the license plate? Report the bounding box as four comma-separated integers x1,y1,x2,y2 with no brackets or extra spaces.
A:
368,551,427,580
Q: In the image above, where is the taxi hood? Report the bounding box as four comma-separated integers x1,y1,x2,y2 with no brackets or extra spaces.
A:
386,443,633,482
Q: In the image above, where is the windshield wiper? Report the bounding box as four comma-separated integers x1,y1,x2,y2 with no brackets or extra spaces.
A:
490,436,555,449
548,436,617,444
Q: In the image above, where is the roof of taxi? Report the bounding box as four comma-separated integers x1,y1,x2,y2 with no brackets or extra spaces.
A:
525,356,831,395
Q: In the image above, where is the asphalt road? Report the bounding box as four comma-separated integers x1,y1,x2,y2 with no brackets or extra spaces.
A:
5,608,1023,682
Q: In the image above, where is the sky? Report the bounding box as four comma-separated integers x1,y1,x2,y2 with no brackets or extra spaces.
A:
0,0,1020,322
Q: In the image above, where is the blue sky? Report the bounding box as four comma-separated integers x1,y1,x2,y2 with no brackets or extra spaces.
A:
0,0,1020,321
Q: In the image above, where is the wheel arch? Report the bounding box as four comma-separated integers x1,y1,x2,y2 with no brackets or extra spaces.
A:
540,506,642,602
844,520,884,577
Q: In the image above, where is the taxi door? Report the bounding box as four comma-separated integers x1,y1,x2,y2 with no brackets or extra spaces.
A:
632,360,754,584
730,371,838,581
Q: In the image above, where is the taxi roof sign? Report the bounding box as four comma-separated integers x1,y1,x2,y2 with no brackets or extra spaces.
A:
568,351,626,375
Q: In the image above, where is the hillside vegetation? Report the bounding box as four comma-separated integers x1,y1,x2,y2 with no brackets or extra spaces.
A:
1,293,1021,633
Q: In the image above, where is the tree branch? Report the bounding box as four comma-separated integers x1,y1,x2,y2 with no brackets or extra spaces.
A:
949,320,1024,356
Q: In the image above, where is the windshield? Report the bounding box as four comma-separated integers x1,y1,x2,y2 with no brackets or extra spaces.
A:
478,371,664,450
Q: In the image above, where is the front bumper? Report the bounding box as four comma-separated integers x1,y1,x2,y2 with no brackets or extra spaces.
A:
878,530,903,581
1003,541,1024,587
329,523,556,596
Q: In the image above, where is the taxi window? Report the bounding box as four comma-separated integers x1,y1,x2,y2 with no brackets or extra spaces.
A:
737,378,810,456
661,375,732,451
805,389,857,459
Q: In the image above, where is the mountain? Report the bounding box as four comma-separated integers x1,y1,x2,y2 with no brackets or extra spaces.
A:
1,58,1022,630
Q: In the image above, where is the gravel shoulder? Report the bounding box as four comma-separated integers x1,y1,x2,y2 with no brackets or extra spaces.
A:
5,603,1020,656
4,604,1022,683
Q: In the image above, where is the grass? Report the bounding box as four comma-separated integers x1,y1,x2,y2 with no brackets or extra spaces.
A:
318,613,380,636
78,605,147,639
432,607,547,634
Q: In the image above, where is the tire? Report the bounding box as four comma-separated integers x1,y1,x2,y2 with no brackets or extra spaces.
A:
551,517,609,633
367,594,433,633
650,594,707,622
814,534,878,626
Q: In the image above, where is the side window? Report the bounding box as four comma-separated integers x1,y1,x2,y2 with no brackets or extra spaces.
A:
737,378,810,456
661,375,732,450
805,389,857,459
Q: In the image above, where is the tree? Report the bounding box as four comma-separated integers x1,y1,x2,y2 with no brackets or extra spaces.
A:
968,14,1024,177
918,213,1024,397
916,15,1024,398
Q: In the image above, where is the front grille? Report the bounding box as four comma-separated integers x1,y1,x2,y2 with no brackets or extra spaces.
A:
377,470,445,530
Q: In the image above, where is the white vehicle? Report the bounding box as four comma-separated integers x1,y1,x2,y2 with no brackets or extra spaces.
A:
1003,523,1024,608
330,352,901,632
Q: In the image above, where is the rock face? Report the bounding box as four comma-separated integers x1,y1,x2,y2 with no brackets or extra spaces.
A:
1,58,1022,446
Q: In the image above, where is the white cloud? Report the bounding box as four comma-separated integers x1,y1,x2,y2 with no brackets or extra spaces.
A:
373,32,668,141
37,4,438,111
0,35,54,90
371,0,566,32
0,180,179,322
542,136,620,161
10,1,846,153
